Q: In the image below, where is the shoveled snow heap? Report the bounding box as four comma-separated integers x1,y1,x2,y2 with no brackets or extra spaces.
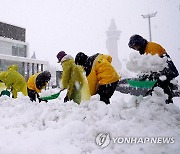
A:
0,88,180,154
126,52,167,74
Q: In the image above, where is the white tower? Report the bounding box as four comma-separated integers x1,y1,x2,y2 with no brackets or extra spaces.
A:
106,19,121,71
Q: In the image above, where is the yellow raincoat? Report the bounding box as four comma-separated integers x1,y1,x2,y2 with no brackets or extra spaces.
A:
145,42,166,56
87,54,120,95
0,65,27,98
27,72,46,93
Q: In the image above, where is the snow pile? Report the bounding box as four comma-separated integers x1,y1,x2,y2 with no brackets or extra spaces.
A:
0,89,180,154
126,52,167,74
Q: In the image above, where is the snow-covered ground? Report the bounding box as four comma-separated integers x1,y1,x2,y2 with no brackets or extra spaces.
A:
0,53,180,154
0,88,180,154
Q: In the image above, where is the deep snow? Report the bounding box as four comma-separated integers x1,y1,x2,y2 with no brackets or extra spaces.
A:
0,53,180,154
0,88,180,154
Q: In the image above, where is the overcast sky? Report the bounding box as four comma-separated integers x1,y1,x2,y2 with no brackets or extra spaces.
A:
0,0,180,69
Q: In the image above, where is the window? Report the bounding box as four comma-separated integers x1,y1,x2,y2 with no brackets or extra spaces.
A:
12,44,26,57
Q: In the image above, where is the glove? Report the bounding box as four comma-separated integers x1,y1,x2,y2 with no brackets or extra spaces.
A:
38,97,48,103
139,72,159,81
38,97,42,103
149,72,160,80
64,95,69,102
139,74,150,80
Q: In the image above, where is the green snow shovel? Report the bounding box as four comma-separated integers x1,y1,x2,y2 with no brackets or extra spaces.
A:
116,78,157,96
40,90,63,101
0,90,11,97
127,79,157,89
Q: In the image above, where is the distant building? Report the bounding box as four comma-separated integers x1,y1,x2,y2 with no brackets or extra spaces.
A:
0,21,48,80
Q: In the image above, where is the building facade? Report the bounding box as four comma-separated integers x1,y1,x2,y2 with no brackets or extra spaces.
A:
0,21,47,80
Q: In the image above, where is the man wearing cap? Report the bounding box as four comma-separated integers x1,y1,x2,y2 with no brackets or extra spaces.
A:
75,52,120,104
128,34,179,103
56,51,90,104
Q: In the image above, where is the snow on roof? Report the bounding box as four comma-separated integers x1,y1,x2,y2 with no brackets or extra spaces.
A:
0,54,48,65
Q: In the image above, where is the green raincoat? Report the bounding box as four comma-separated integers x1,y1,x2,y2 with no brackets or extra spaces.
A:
60,55,90,104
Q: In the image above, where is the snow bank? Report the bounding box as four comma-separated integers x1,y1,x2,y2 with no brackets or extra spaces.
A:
0,89,180,154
